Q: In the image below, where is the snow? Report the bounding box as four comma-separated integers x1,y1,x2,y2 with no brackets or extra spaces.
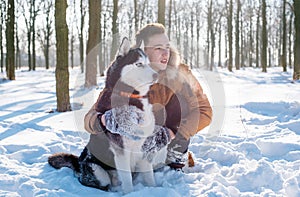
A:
0,66,300,196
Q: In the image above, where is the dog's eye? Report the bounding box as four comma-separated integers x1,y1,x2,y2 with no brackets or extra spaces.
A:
135,62,144,67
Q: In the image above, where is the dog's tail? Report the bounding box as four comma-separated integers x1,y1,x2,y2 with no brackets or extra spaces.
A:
48,153,80,173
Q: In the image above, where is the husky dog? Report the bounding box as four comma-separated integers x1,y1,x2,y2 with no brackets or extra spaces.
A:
48,38,170,193
98,37,158,193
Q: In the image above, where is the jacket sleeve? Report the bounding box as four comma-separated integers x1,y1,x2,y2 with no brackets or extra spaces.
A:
84,103,104,134
170,66,212,140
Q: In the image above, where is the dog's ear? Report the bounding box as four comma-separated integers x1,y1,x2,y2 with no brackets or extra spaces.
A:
137,40,145,51
118,37,131,56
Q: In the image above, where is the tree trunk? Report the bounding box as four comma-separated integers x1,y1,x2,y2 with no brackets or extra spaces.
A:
196,10,201,68
140,0,147,27
288,12,293,69
98,1,104,76
6,0,15,80
103,11,108,67
224,33,227,65
218,20,222,67
70,0,76,69
45,1,53,70
134,0,138,33
70,35,74,69
27,31,32,71
15,20,20,69
206,1,211,69
158,0,165,25
235,0,240,70
55,0,71,112
255,12,260,68
282,0,287,72
249,14,253,67
173,1,180,51
227,0,233,72
208,0,214,71
183,20,189,65
110,0,119,61
85,0,101,88
294,0,300,80
0,1,5,73
268,47,271,68
240,18,244,68
168,0,172,38
32,0,36,71
79,0,85,73
190,12,194,68
277,20,282,67
261,0,267,72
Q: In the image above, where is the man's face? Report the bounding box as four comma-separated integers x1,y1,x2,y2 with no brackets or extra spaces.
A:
144,33,170,72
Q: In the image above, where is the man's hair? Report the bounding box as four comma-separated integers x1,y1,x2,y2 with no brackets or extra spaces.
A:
135,23,166,45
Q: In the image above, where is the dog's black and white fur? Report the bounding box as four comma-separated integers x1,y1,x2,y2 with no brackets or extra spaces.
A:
48,38,170,193
99,37,158,193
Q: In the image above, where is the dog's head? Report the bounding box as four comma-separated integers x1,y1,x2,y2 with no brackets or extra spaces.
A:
106,38,158,96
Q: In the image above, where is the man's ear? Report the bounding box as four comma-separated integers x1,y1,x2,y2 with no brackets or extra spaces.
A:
118,37,131,56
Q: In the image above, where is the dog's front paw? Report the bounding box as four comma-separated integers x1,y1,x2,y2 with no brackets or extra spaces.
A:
90,163,111,188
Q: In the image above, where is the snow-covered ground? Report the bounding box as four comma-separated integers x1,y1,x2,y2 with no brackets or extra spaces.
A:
0,66,299,196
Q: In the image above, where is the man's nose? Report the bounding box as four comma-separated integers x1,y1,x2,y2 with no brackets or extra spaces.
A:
162,49,169,56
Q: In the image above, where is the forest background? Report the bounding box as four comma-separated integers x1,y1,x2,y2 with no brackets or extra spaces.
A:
1,0,300,111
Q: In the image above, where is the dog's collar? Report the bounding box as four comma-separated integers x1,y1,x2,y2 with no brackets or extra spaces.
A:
119,91,148,99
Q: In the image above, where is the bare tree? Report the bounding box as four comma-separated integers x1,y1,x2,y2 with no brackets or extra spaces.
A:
6,0,15,80
15,20,20,69
246,1,254,68
140,0,148,27
227,0,233,72
158,0,166,25
294,0,300,80
216,6,224,68
110,0,119,61
282,0,287,72
235,0,241,70
14,1,22,70
288,11,293,68
85,0,101,88
134,0,139,33
20,1,32,70
102,3,110,68
255,9,260,68
0,0,6,73
195,3,203,68
69,0,76,69
173,1,181,50
261,0,267,72
55,0,71,112
37,0,54,70
168,0,172,38
31,0,41,71
207,0,215,71
78,0,87,73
